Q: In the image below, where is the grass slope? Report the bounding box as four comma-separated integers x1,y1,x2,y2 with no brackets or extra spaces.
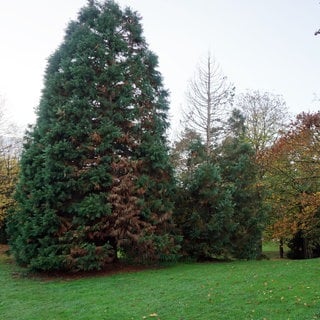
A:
0,245,319,320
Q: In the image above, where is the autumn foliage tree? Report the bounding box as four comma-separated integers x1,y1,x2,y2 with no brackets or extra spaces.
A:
260,112,320,258
8,0,178,272
0,140,19,243
0,96,20,243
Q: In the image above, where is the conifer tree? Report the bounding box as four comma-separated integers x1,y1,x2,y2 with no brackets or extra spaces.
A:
172,131,235,260
8,0,177,271
219,109,267,259
175,161,235,260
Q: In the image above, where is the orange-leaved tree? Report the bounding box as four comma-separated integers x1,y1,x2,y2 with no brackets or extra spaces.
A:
259,112,320,258
0,96,20,243
0,139,20,243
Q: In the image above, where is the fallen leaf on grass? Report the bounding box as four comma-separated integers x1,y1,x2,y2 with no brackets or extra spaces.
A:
143,313,159,319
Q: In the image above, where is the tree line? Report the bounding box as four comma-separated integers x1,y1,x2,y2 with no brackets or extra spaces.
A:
0,0,319,272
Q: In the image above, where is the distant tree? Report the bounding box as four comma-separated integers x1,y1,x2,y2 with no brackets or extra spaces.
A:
0,153,19,243
182,54,234,155
8,1,178,272
0,96,20,243
236,90,288,153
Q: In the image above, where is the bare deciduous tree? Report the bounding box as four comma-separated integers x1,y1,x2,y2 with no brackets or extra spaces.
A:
0,95,22,156
236,90,289,152
183,54,234,155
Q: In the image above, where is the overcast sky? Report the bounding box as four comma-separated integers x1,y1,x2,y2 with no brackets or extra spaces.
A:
0,0,319,136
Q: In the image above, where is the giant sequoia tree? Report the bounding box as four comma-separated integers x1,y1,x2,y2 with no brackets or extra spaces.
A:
8,0,177,271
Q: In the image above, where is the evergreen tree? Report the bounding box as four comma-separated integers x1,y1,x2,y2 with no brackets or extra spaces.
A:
219,109,266,259
8,0,177,271
170,128,206,183
175,160,235,260
171,132,235,260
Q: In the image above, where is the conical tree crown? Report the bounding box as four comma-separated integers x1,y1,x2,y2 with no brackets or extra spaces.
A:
9,0,176,271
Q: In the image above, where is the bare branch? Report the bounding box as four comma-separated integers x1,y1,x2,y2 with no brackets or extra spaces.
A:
182,54,234,154
236,90,289,152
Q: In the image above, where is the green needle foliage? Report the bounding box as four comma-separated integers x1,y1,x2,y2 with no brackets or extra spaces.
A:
173,110,267,261
8,0,177,272
179,161,235,260
219,109,267,259
173,133,235,260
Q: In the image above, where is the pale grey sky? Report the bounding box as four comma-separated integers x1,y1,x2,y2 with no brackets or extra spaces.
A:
0,0,319,136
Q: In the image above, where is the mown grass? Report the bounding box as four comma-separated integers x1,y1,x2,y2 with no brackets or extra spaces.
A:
0,245,319,320
263,240,288,260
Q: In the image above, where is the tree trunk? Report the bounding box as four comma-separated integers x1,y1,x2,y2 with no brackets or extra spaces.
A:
279,238,284,258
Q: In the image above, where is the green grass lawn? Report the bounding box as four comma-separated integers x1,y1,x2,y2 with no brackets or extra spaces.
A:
0,245,319,320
